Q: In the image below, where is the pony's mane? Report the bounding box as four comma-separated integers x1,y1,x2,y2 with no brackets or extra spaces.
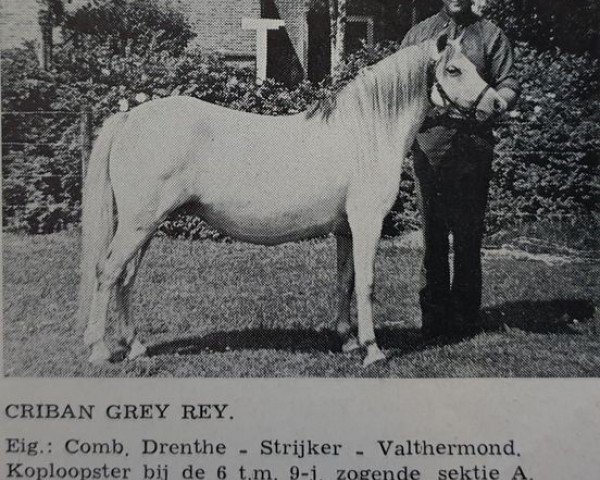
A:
306,42,433,122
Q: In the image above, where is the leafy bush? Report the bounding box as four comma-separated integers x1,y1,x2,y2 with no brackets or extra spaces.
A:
61,0,196,56
2,18,598,241
1,44,83,233
2,147,81,233
488,43,600,233
483,0,600,57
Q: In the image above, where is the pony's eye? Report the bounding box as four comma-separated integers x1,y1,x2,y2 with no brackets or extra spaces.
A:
446,66,462,76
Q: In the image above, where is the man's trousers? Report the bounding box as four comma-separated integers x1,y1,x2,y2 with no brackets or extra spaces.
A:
413,133,494,333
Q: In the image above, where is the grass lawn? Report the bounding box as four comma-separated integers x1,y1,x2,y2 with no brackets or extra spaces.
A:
3,231,599,377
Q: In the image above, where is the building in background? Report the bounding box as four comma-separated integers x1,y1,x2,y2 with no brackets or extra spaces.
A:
176,0,433,84
1,0,446,83
0,0,42,50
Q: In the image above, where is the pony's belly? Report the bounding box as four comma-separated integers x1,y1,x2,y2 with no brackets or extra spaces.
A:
200,200,344,245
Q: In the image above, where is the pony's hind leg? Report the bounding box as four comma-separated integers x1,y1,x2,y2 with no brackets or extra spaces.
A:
347,211,387,366
85,226,154,364
115,239,151,360
335,234,359,352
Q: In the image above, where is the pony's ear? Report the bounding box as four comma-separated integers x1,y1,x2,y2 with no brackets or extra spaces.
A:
436,33,449,53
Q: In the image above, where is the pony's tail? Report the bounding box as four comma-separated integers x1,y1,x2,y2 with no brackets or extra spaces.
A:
77,113,125,327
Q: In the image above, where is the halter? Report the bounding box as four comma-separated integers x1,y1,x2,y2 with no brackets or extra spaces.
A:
430,23,492,119
433,76,492,120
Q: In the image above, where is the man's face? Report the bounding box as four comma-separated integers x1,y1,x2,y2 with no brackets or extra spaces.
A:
442,0,472,15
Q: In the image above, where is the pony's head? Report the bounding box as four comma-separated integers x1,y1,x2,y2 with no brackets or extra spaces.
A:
431,34,507,121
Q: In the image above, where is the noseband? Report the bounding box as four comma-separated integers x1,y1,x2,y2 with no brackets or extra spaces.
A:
433,76,492,120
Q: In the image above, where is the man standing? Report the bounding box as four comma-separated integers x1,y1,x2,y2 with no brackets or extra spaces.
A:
401,0,520,337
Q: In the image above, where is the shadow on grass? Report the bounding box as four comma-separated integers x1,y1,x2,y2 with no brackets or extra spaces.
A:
146,326,429,357
145,298,596,359
482,298,595,334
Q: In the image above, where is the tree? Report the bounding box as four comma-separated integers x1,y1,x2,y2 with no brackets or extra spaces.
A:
483,0,600,57
328,0,347,74
60,0,195,56
37,0,66,19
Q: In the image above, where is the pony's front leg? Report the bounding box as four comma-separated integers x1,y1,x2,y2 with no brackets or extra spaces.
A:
347,211,386,366
335,233,359,352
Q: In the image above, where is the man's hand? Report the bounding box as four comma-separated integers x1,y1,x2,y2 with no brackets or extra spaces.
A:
497,87,518,112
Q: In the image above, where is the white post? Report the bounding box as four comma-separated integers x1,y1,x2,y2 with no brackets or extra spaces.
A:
242,18,285,83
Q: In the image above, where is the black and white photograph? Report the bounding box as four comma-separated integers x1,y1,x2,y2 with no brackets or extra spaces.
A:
2,0,599,377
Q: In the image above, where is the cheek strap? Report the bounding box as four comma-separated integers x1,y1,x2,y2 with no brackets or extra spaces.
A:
433,80,492,119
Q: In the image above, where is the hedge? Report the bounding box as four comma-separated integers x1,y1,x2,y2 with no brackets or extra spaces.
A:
2,36,599,240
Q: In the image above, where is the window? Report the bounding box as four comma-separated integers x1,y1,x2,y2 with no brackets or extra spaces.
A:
345,15,374,54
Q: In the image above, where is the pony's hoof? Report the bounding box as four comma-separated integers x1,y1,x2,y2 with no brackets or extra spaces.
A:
127,339,147,360
88,342,111,364
363,346,386,367
342,337,361,353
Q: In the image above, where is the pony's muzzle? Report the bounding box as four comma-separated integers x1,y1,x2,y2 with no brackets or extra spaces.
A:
476,88,506,122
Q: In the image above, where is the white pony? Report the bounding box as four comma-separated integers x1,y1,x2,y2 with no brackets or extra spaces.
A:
79,34,507,366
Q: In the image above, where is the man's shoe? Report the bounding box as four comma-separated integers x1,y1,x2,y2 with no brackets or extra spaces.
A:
454,311,485,336
421,322,455,340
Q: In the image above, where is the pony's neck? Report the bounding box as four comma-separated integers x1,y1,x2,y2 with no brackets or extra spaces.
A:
330,41,434,155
